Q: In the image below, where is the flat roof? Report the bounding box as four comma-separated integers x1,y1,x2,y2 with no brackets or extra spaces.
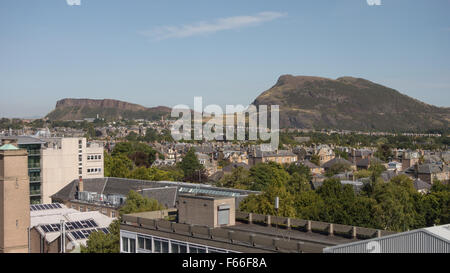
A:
0,135,46,145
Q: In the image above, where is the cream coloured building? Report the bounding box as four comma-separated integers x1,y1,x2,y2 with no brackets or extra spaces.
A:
41,138,104,204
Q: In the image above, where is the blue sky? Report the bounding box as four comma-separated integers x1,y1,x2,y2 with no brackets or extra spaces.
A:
1,0,449,118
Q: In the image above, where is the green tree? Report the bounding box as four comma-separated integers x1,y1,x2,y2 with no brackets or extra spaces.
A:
218,167,251,189
106,154,134,178
325,162,352,177
81,220,120,253
310,154,320,166
119,190,166,216
179,148,206,182
83,191,165,253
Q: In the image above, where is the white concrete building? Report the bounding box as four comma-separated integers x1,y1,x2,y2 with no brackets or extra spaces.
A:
41,138,104,203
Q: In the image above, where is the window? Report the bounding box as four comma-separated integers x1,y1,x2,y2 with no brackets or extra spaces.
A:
189,245,206,253
138,237,145,249
78,168,82,175
153,238,169,253
99,155,102,160
208,247,227,253
171,242,187,253
111,211,116,218
122,237,129,252
78,155,82,162
122,237,136,253
137,236,152,252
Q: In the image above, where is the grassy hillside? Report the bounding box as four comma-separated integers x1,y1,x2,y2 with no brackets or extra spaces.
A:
253,75,450,132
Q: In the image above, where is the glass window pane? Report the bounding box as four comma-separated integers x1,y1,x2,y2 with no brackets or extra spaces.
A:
162,241,169,253
145,238,152,251
138,237,145,249
130,239,136,253
154,240,161,253
122,237,128,252
179,244,187,253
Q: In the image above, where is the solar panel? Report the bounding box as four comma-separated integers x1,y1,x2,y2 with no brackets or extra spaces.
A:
71,231,80,240
89,220,98,227
100,228,109,234
30,203,63,211
76,231,83,239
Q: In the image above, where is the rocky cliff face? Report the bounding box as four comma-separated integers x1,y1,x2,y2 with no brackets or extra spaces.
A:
55,98,148,111
47,98,171,121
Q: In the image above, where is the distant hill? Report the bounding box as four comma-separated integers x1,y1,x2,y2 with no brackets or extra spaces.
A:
252,75,450,131
46,98,171,121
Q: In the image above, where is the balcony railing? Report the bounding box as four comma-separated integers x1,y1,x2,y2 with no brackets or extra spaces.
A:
28,164,40,169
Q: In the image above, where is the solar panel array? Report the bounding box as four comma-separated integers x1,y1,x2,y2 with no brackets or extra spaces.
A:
30,203,62,211
70,228,110,240
39,219,98,233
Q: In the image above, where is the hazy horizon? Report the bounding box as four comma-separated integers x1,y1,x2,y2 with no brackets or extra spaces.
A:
1,0,450,118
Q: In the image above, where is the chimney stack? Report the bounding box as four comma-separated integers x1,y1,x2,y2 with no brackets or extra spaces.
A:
78,176,84,192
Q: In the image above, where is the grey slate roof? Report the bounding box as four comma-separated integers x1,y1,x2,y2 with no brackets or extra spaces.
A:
418,163,449,174
0,135,46,145
413,178,432,191
380,170,400,182
52,177,259,208
140,187,178,208
252,149,296,158
321,158,354,169
222,162,250,173
355,157,384,168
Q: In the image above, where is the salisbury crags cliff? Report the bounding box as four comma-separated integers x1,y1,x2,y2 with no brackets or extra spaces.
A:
46,98,171,121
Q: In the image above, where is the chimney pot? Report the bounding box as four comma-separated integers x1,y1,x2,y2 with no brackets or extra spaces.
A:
78,176,84,192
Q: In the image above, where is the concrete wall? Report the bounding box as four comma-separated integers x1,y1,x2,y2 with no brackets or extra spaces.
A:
65,201,118,218
121,216,324,253
178,195,235,228
0,149,30,253
235,211,396,239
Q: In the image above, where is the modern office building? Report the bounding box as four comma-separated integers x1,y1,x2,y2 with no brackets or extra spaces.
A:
323,224,450,253
0,136,104,204
0,141,31,253
119,194,395,253
41,137,104,203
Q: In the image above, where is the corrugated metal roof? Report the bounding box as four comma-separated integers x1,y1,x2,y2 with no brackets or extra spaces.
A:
323,224,450,253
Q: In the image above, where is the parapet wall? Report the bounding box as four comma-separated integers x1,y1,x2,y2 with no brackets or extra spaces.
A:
121,214,323,253
235,211,396,240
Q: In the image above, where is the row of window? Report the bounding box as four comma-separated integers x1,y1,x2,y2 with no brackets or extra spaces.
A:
87,168,102,174
121,233,238,254
87,154,102,160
